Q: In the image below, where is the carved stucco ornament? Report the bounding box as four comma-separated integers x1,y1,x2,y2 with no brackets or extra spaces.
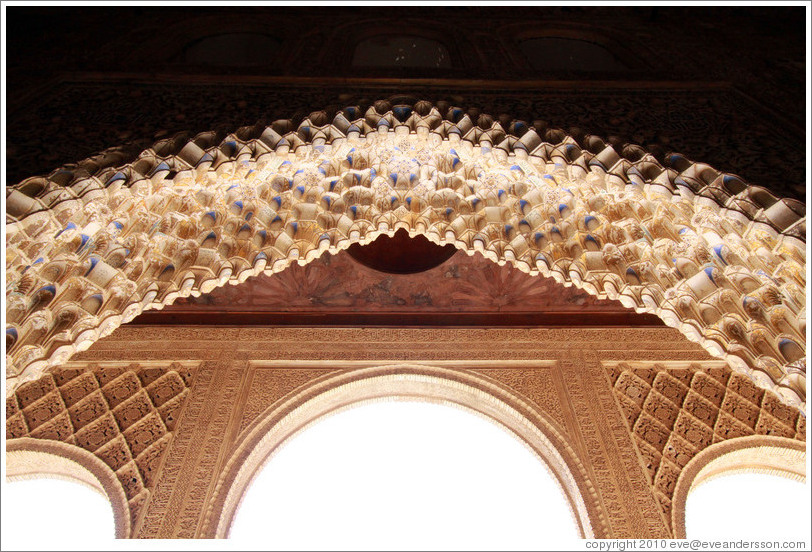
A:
5,99,806,407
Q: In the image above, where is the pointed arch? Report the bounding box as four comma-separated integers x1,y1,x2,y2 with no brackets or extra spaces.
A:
5,98,806,407
6,437,132,538
200,364,601,539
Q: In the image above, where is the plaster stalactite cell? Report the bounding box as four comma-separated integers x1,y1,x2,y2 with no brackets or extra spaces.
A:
4,98,806,407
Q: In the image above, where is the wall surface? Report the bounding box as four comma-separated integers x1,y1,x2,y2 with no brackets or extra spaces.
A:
4,324,733,538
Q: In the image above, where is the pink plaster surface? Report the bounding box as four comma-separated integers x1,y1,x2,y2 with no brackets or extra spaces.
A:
168,251,628,313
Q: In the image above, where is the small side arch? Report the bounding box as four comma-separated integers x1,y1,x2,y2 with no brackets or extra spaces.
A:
201,364,604,539
6,437,132,539
671,435,806,539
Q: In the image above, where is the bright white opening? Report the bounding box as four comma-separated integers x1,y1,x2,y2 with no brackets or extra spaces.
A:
686,472,810,540
229,401,581,550
1,477,115,550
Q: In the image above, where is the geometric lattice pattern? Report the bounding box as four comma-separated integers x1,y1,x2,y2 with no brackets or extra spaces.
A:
5,363,193,529
607,363,806,532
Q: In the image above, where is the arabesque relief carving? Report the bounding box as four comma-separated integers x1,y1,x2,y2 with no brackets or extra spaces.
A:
5,98,806,406
607,362,806,532
5,362,195,531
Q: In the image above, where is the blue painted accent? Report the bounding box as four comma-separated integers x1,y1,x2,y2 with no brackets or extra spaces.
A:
291,222,298,233
704,266,716,283
255,252,267,261
56,222,77,238
233,201,243,210
585,215,597,225
258,230,267,239
448,126,461,135
160,264,175,275
204,231,217,242
498,189,505,198
377,118,390,127
153,161,170,174
510,165,522,171
205,211,216,220
445,208,454,216
354,173,362,184
271,216,282,224
713,244,727,265
451,157,460,168
471,198,480,207
520,199,529,211
295,186,305,195
245,212,253,221
227,184,238,191
324,196,332,207
240,224,251,233
481,147,491,153
406,197,412,205
84,256,99,276
38,285,56,297
318,166,327,175
273,196,282,208
346,107,357,118
370,168,377,180
543,174,555,181
559,203,568,213
626,267,637,276
586,235,599,245
679,228,688,234
390,173,398,183
34,258,44,264
393,106,412,119
78,234,90,251
390,196,397,205
551,226,561,235
350,205,358,216
779,338,795,350
113,221,123,230
723,175,739,185
294,169,304,176
346,154,353,164
347,124,360,133
278,138,289,147
6,328,18,340
280,160,291,166
504,224,513,236
300,126,310,135
106,171,127,186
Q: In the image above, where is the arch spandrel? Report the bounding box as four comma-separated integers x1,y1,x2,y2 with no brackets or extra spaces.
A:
670,435,806,539
5,98,806,408
6,437,132,539
201,364,601,540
